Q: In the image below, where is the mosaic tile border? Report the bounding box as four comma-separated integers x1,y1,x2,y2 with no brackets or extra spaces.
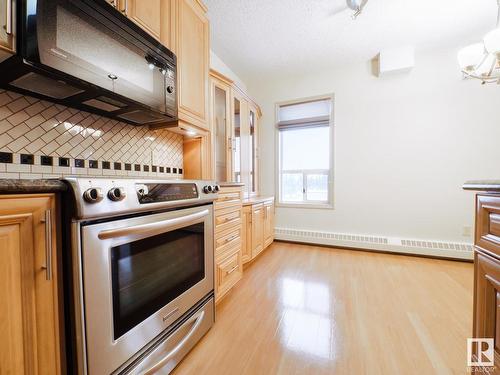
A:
0,151,183,180
0,89,184,180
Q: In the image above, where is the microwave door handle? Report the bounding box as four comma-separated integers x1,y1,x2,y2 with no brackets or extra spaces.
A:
140,310,206,375
97,209,209,240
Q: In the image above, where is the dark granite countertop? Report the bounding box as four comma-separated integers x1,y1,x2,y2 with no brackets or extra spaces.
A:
218,182,245,187
463,180,500,192
0,179,68,194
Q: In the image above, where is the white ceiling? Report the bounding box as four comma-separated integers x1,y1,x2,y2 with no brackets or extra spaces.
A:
205,0,497,81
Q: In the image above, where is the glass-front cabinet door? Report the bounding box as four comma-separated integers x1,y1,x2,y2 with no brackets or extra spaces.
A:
249,106,258,195
233,96,242,183
212,81,232,182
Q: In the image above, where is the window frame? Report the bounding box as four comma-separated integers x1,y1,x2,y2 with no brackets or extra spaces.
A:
275,94,335,209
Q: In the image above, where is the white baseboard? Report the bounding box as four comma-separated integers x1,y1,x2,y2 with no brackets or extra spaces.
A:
274,227,474,260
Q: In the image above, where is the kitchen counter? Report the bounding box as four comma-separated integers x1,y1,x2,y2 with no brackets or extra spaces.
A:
463,180,500,192
0,179,68,194
243,196,275,206
218,182,245,187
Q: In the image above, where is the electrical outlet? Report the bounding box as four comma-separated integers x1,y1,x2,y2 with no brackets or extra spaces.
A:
462,225,472,237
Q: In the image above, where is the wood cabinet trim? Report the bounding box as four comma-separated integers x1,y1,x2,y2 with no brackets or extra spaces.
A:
175,0,210,129
476,195,500,260
0,194,61,374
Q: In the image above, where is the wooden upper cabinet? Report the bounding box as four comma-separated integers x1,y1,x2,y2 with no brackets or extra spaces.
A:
121,0,162,40
172,0,209,129
0,194,61,375
0,0,15,54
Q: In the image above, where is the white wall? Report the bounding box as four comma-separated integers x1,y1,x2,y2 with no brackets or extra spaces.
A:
210,50,248,92
249,47,500,244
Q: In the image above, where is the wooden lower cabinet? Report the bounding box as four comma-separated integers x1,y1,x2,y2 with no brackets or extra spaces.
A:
0,194,62,374
214,185,243,303
474,251,500,364
242,198,275,265
241,205,252,263
251,203,264,258
215,246,242,303
472,193,500,367
263,200,274,248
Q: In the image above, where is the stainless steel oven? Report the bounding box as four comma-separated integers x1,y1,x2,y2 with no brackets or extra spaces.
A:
65,178,220,374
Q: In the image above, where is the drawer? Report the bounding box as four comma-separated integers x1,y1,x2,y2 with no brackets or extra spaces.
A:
215,225,241,257
215,206,242,234
476,195,500,259
215,247,242,302
215,187,242,211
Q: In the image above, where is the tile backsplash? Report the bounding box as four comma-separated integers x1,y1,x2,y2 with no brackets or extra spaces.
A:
0,90,183,180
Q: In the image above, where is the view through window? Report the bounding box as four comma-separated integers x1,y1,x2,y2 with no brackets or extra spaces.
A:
277,96,332,205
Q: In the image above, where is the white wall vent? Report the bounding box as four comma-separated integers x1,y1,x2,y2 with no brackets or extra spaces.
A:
373,46,415,77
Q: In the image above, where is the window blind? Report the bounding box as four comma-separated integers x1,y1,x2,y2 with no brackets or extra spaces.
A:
277,98,331,130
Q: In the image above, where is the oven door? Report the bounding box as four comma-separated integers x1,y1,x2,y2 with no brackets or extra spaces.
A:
80,204,213,375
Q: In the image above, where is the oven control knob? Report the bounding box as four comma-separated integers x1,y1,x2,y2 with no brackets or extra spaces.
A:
108,187,126,202
203,185,213,194
213,185,220,192
166,85,174,94
83,188,104,203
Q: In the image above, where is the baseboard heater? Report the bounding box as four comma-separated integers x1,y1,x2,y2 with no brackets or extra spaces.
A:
274,227,473,260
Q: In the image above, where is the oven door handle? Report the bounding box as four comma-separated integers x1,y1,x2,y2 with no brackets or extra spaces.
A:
140,310,206,375
97,209,209,240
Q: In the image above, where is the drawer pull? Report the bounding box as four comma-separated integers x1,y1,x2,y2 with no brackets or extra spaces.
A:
225,234,239,244
223,216,237,223
218,196,238,202
40,210,53,281
6,0,12,35
226,265,238,275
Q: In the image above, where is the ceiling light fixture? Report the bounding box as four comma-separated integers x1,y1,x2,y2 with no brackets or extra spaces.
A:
457,0,500,84
346,0,368,19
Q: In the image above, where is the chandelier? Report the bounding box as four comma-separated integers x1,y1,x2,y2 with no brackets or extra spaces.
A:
457,0,500,84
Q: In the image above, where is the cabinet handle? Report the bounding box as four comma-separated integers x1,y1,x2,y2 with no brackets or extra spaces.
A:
225,234,239,244
6,0,12,35
226,265,238,275
228,137,232,151
41,210,53,281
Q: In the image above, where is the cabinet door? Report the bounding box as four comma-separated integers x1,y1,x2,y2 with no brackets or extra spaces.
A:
241,206,252,264
215,246,242,303
174,0,209,129
248,105,259,195
211,77,232,182
474,251,500,365
0,0,14,54
122,0,162,40
0,195,61,375
251,204,264,258
263,201,274,248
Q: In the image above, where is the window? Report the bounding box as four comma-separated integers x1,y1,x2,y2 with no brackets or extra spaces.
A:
277,96,333,207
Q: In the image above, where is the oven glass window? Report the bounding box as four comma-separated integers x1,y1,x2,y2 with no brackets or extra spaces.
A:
111,223,204,339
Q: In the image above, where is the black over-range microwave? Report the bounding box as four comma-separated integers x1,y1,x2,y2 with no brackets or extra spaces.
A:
0,0,177,125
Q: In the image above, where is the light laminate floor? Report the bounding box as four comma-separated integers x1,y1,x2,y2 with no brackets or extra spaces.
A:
174,242,473,375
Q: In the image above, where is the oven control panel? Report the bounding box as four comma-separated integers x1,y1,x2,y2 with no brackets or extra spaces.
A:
136,183,199,204
64,178,218,220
